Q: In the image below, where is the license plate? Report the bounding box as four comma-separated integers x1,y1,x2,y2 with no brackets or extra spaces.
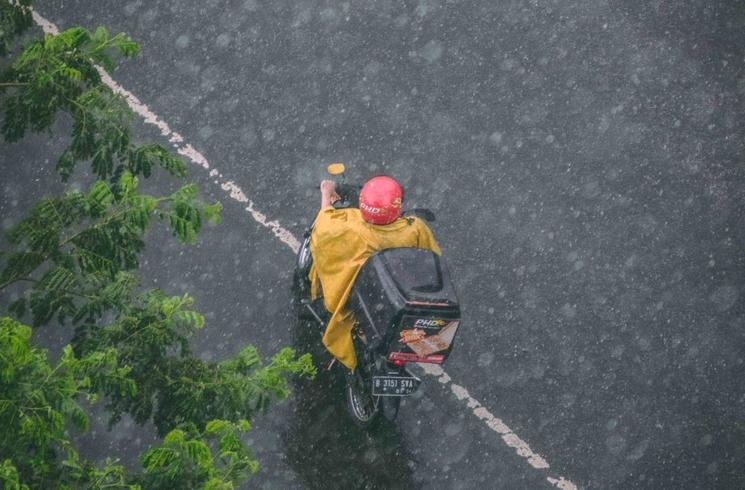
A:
372,375,420,396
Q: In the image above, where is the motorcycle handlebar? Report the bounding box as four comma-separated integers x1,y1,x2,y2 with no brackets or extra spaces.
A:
314,182,361,207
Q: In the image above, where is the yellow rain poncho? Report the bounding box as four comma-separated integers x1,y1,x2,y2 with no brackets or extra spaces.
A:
309,207,441,370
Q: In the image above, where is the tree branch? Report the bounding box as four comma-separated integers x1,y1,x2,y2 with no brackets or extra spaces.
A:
0,196,169,292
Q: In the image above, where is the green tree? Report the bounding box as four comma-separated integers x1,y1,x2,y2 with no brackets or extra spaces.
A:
0,1,315,487
0,317,134,488
0,316,263,489
137,420,259,490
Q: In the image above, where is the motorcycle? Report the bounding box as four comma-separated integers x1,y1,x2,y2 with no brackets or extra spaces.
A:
292,163,461,427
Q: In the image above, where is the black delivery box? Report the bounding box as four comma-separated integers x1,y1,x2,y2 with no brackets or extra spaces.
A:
349,248,461,363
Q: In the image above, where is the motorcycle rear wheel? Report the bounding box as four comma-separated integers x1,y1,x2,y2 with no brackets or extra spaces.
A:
344,350,381,428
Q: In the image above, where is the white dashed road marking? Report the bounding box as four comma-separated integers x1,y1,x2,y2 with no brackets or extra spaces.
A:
31,10,577,489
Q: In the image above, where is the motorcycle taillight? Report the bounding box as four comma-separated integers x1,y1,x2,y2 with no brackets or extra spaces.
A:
388,352,444,364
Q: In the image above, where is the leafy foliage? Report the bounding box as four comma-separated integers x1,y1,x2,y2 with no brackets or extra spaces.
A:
0,317,134,488
70,288,315,434
58,86,134,181
0,317,272,489
1,23,184,181
0,0,32,56
138,420,258,490
146,345,314,434
0,459,29,490
1,172,218,326
1,5,315,489
2,25,137,140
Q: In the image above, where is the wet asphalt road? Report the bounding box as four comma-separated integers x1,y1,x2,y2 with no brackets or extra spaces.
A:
2,0,745,488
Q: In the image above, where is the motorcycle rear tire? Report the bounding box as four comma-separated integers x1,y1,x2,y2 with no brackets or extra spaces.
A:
344,366,380,429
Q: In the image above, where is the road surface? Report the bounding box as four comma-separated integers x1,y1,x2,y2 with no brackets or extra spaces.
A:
2,1,744,488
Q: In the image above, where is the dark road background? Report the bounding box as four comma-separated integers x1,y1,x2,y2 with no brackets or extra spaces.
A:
2,1,744,488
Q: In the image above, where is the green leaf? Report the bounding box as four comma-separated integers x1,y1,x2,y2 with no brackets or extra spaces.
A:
173,310,205,330
163,429,185,445
127,144,184,178
88,180,114,210
68,404,89,432
58,27,91,50
56,150,77,182
203,202,223,225
171,184,197,202
119,170,138,198
112,34,140,58
168,202,201,244
141,447,177,471
9,298,28,319
91,26,109,45
184,440,212,469
63,67,82,81
205,420,229,434
1,251,44,284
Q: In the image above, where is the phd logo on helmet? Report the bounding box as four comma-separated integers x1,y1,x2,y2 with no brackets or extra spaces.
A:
359,201,382,214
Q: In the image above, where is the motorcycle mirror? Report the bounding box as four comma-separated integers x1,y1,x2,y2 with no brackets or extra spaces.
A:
404,208,436,222
326,162,346,176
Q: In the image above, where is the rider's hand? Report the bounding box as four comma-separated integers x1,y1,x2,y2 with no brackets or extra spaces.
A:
321,180,337,194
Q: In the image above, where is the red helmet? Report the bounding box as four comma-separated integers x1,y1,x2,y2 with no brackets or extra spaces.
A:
359,176,403,225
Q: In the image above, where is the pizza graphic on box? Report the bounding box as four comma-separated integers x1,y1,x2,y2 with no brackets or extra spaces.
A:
399,320,459,357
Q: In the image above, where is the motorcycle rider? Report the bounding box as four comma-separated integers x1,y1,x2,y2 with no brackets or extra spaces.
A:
308,176,441,370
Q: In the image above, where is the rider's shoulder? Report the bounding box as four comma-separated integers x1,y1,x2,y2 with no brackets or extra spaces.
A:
318,206,360,223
